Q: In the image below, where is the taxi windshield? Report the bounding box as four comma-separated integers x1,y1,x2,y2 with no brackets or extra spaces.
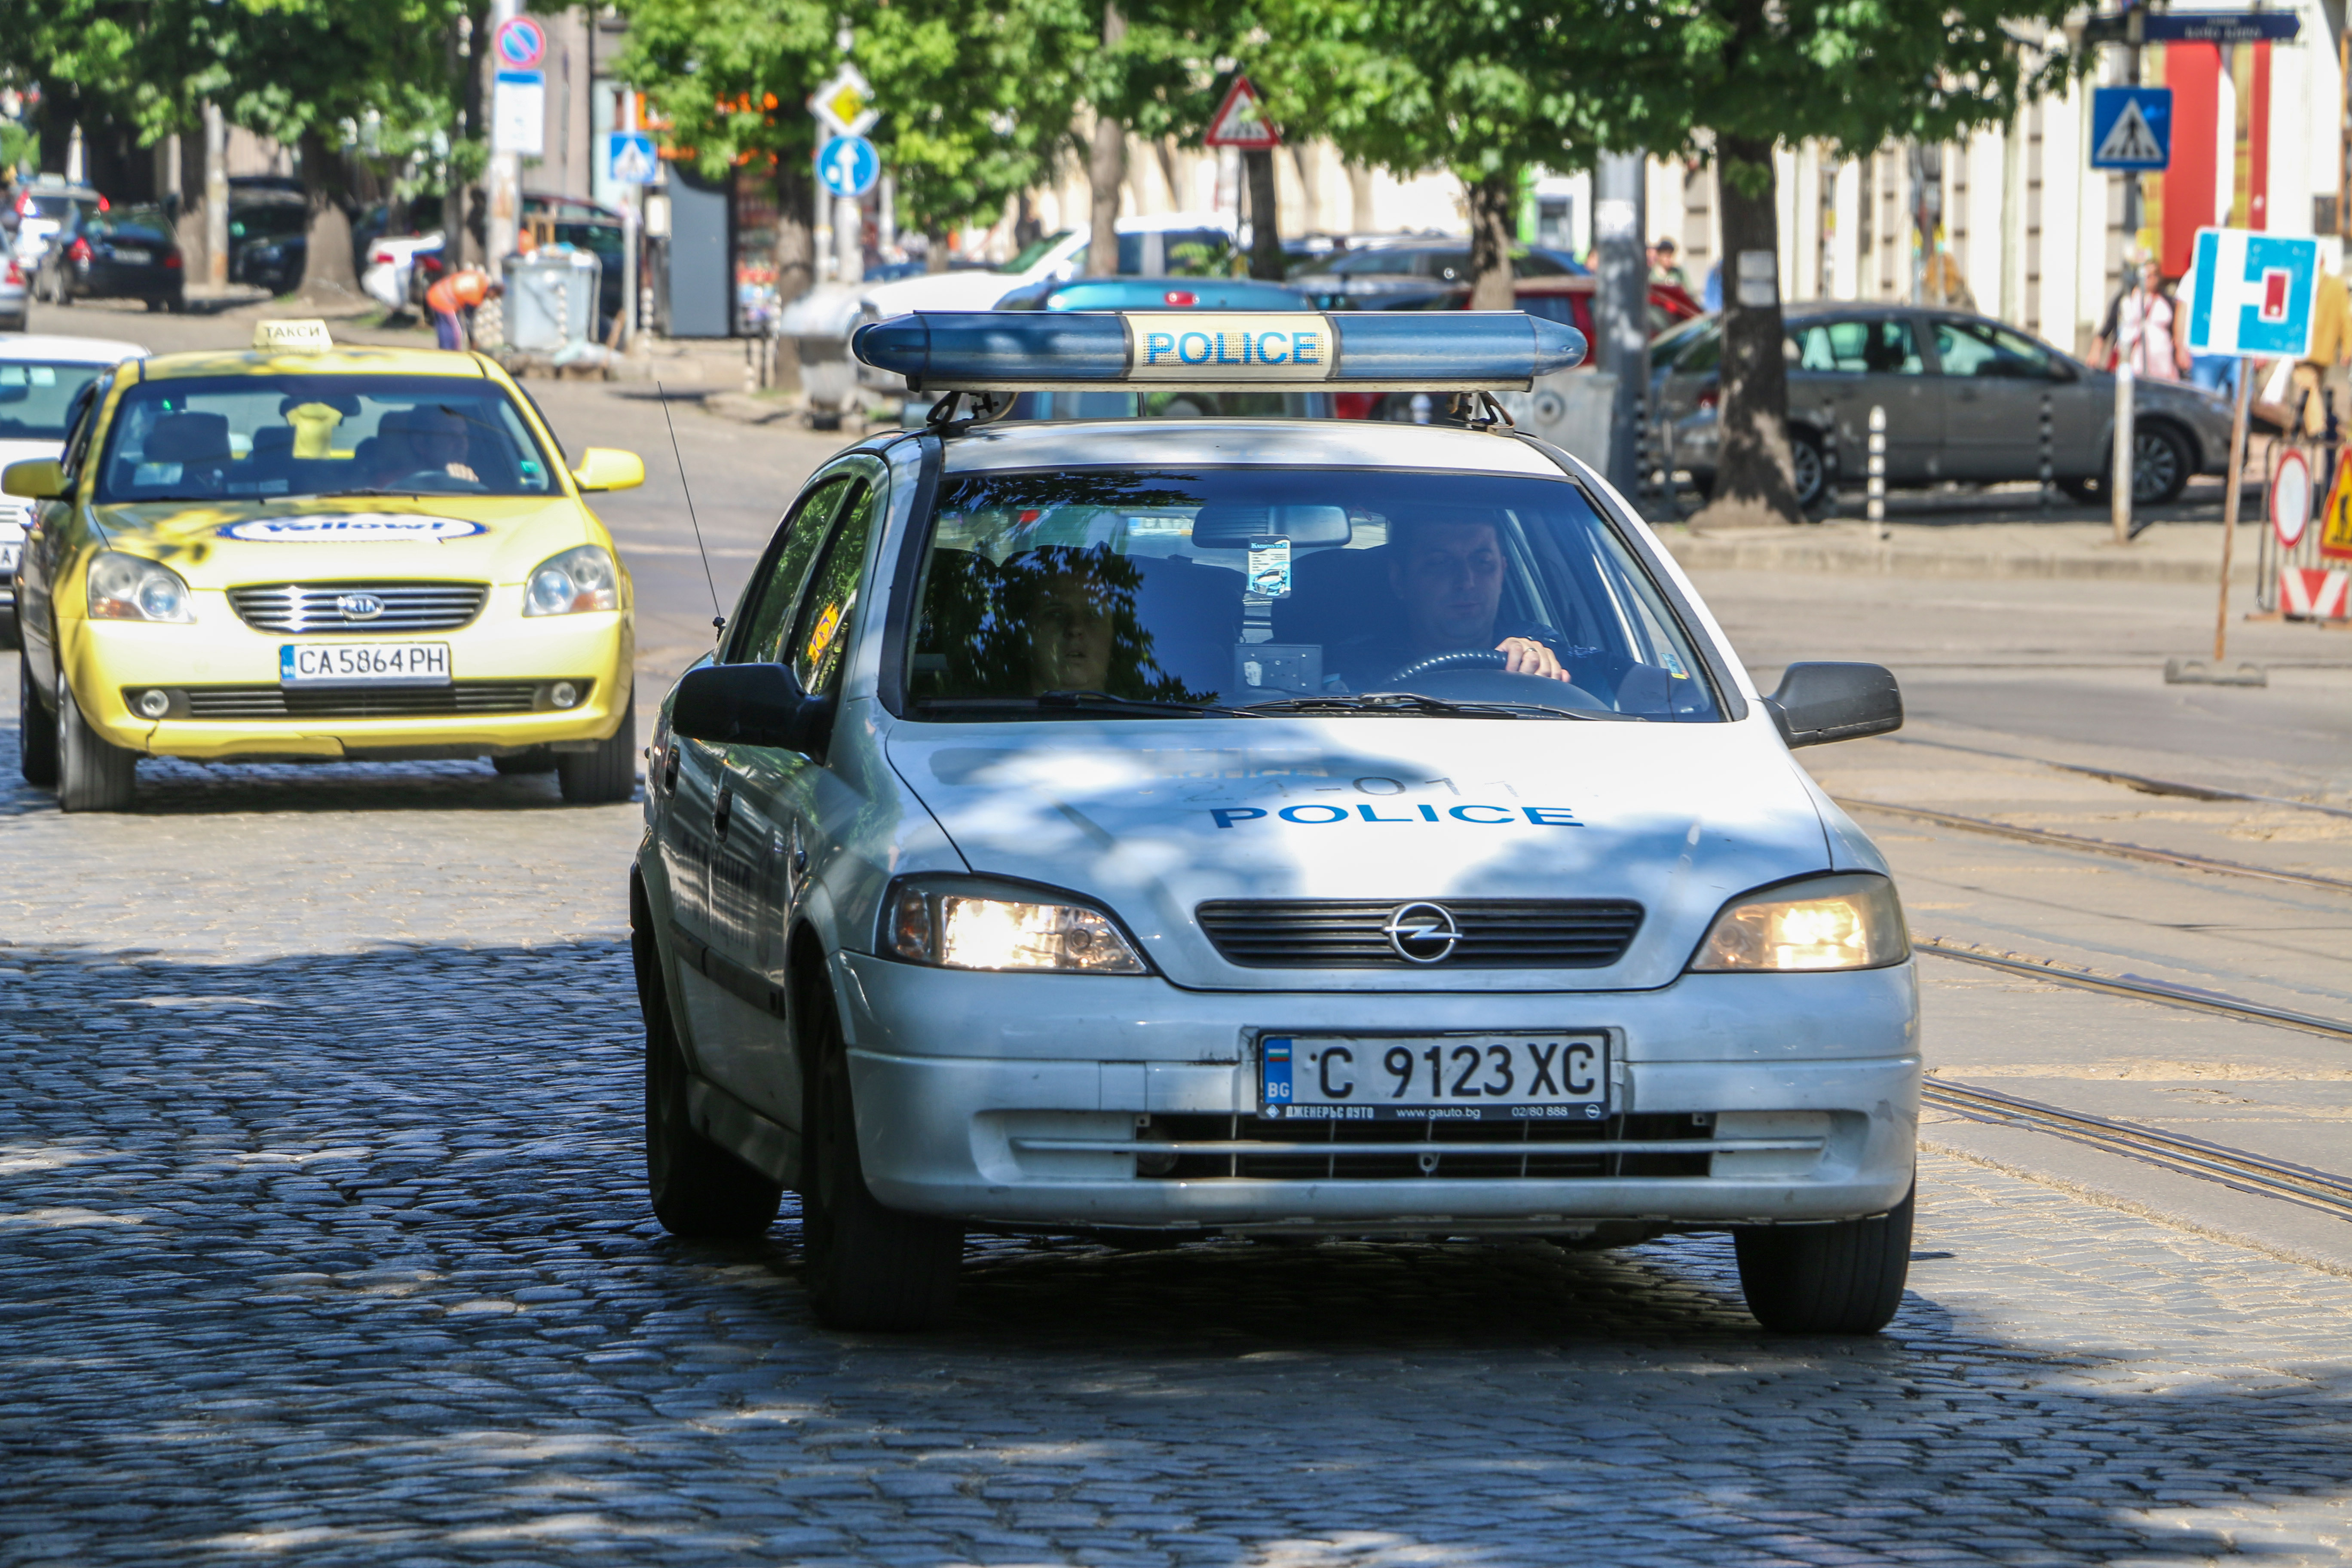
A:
904,466,1721,722
95,374,559,504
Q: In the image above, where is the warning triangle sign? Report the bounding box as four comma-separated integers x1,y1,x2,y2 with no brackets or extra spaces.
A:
1204,77,1280,149
2096,99,2163,165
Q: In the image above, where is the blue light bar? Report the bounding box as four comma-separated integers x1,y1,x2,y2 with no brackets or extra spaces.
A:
850,309,1586,392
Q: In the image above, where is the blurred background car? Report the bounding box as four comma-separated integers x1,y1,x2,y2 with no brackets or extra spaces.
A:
10,178,104,266
1652,302,2240,509
1288,239,1590,306
226,186,309,294
34,204,184,311
0,251,26,331
858,212,1236,322
0,333,147,647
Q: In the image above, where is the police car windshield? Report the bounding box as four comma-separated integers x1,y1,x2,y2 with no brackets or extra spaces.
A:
95,375,560,503
906,466,1721,721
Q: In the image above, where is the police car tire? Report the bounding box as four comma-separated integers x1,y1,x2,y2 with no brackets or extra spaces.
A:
18,651,59,787
643,968,784,1239
557,689,637,804
1732,1183,1913,1335
803,1001,963,1332
56,680,135,812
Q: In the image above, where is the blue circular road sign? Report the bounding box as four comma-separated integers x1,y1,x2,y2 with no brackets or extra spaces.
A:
817,135,882,199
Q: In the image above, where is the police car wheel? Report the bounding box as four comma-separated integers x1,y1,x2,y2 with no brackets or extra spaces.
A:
557,689,637,804
802,996,963,1331
1732,1183,1913,1335
18,650,59,787
56,680,135,812
643,962,783,1238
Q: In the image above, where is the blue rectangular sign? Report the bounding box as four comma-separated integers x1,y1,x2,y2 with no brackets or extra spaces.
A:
2091,86,2171,171
2143,12,2300,42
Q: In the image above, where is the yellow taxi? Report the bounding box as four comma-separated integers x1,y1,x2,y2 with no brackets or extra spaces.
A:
6,321,645,811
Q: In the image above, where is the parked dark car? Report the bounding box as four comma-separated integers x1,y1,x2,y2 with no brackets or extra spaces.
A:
1651,302,2240,509
36,205,184,310
228,194,309,294
1290,239,1590,300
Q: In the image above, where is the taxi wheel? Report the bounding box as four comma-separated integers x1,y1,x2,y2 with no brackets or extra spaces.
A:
644,967,783,1238
802,998,962,1331
56,681,136,812
492,747,557,775
557,689,636,804
18,651,59,787
1732,1183,1913,1335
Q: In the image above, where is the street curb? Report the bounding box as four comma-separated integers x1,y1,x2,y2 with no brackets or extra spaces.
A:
701,390,803,426
1659,532,2253,585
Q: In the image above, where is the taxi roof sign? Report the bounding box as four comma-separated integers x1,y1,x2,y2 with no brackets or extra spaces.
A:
252,318,334,353
851,309,1585,393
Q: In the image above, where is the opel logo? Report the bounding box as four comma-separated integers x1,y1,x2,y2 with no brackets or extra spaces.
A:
1382,901,1460,964
337,592,386,622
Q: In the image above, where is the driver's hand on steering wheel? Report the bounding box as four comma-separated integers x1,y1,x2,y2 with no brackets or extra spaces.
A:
1497,636,1571,682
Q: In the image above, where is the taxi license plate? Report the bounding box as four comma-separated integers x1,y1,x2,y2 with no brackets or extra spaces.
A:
1260,1033,1610,1122
279,642,451,686
0,544,18,574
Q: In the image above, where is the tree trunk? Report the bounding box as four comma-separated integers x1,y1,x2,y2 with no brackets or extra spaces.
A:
1348,165,1375,232
1245,149,1283,279
171,129,207,284
296,128,360,302
1466,172,1516,311
773,158,814,304
1690,135,1800,527
925,228,949,274
1086,2,1126,279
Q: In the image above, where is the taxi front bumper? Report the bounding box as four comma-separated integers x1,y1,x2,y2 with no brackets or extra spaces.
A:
836,954,1920,1233
61,608,632,760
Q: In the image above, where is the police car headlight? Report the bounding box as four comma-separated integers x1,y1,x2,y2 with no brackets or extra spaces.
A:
1688,873,1907,973
524,545,620,616
87,551,194,623
885,880,1148,975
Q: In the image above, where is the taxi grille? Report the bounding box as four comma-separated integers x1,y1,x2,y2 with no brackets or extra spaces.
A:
228,582,490,634
1138,1112,1712,1181
173,681,550,719
1195,899,1644,968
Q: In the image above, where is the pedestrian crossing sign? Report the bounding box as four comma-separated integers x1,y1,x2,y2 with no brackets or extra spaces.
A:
1204,77,1280,150
2091,87,2171,171
604,132,658,186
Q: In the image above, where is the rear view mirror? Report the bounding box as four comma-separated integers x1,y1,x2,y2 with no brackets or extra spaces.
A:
1765,662,1902,748
572,447,645,492
671,662,836,756
3,458,64,500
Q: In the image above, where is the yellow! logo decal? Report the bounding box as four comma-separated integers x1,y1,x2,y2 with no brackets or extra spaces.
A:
1125,313,1334,381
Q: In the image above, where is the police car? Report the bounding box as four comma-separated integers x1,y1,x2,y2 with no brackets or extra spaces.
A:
634,308,1918,1335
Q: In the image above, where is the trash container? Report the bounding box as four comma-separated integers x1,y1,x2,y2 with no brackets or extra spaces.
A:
1498,370,1617,469
505,248,601,357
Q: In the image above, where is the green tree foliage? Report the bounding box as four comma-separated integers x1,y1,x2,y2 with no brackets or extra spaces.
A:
1650,0,2081,525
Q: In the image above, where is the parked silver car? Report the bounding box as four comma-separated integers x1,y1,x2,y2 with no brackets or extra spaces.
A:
1654,303,2240,509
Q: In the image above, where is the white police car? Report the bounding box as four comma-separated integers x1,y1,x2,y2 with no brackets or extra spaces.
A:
633,308,1918,1335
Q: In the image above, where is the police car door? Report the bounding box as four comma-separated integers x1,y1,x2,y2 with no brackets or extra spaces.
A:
720,466,884,1121
667,472,853,1119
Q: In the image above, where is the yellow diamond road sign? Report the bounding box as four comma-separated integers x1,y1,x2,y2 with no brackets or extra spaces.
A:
810,64,878,138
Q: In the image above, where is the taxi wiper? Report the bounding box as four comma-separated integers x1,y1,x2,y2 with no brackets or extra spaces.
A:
295,486,429,500
1244,691,1621,720
1035,689,1262,718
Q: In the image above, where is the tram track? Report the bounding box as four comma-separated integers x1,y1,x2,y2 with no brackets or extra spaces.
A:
1840,797,2352,895
1912,937,2352,1042
1922,1078,2352,1224
1886,735,2352,821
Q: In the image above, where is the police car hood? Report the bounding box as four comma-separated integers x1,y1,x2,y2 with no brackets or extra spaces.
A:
888,715,1835,991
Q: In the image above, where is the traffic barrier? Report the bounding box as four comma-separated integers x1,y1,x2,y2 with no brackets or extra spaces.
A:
2257,433,2347,618
2279,566,2349,619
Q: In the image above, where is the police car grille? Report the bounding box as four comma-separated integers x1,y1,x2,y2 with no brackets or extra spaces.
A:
1195,899,1644,968
1141,1112,1712,1181
228,582,490,634
175,681,547,719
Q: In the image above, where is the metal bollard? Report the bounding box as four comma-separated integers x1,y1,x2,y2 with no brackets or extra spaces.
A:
2038,392,2054,507
744,339,759,394
1819,400,1840,517
1866,404,1886,524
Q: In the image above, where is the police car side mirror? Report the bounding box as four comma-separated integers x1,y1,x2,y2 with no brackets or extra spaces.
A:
1764,662,1902,748
671,662,836,756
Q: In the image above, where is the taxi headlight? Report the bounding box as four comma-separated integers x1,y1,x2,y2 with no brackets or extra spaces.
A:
87,551,194,623
523,545,619,616
1688,873,1908,973
885,879,1148,975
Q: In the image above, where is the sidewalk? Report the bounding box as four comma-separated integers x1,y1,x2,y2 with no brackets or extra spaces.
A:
1658,515,2265,585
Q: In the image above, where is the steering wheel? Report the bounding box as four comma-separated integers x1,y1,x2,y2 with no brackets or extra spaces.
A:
1386,649,1510,683
389,468,483,493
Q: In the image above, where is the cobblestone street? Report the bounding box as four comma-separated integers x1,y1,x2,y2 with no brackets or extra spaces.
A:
4,936,2349,1567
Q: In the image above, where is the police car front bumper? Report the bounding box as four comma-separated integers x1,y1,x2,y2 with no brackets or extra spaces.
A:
837,954,1920,1233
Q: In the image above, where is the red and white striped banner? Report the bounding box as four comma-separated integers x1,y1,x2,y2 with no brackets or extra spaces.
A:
2280,567,2350,619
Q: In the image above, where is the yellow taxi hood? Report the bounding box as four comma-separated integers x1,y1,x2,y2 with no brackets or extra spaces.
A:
93,494,601,589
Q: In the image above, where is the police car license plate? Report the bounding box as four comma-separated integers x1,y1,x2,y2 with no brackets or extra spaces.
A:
1260,1033,1609,1122
279,642,451,686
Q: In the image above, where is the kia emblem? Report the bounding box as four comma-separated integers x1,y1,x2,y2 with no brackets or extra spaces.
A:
337,592,386,621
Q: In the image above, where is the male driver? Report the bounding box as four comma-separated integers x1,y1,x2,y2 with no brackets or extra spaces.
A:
1329,514,1573,687
424,267,502,352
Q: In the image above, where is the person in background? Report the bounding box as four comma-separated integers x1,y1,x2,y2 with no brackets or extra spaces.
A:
2094,253,2188,381
2288,268,2347,441
424,267,501,352
1648,237,1689,291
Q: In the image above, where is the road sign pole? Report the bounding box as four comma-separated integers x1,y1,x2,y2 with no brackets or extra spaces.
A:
2215,363,2254,661
620,93,639,350
2113,350,2136,543
486,0,524,273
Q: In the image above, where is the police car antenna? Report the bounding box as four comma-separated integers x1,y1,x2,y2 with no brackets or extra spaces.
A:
654,381,726,638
